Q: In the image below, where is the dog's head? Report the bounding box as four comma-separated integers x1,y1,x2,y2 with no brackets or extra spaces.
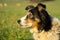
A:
17,3,52,31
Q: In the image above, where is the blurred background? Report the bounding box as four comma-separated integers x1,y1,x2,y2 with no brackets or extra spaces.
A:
0,0,60,40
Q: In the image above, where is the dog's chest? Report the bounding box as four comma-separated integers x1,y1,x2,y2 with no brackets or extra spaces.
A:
33,31,59,40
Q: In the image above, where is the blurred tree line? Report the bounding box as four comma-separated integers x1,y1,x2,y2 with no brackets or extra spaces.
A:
29,0,54,3
0,0,54,3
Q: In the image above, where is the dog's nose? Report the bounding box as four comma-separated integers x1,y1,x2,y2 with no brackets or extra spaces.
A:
17,20,21,24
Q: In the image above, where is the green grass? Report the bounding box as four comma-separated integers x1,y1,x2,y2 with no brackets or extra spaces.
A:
0,0,60,40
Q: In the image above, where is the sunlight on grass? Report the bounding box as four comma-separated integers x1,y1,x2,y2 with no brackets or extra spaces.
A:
0,0,60,40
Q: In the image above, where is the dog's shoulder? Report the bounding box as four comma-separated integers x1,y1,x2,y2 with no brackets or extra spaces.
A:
51,16,60,26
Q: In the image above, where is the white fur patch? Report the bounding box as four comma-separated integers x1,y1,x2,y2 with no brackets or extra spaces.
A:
20,15,32,28
30,17,60,40
20,15,27,25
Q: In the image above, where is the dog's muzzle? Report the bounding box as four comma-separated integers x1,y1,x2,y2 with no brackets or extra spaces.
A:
17,19,21,24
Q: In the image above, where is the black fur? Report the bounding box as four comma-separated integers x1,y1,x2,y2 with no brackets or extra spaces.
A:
37,3,46,9
40,9,52,31
37,3,52,31
25,3,52,32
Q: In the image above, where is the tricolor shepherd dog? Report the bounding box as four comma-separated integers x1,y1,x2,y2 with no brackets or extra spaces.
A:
17,3,60,40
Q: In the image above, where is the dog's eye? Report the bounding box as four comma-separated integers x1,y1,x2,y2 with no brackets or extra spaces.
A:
27,15,33,18
26,14,34,20
29,14,34,19
30,14,33,18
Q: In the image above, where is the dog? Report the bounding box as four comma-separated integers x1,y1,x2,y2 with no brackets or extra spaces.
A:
17,3,60,40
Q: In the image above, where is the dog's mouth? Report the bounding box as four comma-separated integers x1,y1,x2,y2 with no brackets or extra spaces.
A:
18,22,32,28
20,25,32,28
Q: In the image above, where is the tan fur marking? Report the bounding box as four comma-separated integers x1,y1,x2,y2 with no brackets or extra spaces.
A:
31,17,60,40
38,6,44,11
26,18,40,28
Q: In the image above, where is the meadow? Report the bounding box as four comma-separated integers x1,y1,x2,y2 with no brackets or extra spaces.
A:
0,0,60,40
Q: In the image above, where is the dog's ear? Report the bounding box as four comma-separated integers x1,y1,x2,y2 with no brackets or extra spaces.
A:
25,5,34,11
36,3,52,31
36,3,46,11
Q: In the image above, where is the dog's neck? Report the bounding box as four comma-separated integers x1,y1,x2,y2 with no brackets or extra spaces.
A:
30,27,38,33
29,17,60,33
